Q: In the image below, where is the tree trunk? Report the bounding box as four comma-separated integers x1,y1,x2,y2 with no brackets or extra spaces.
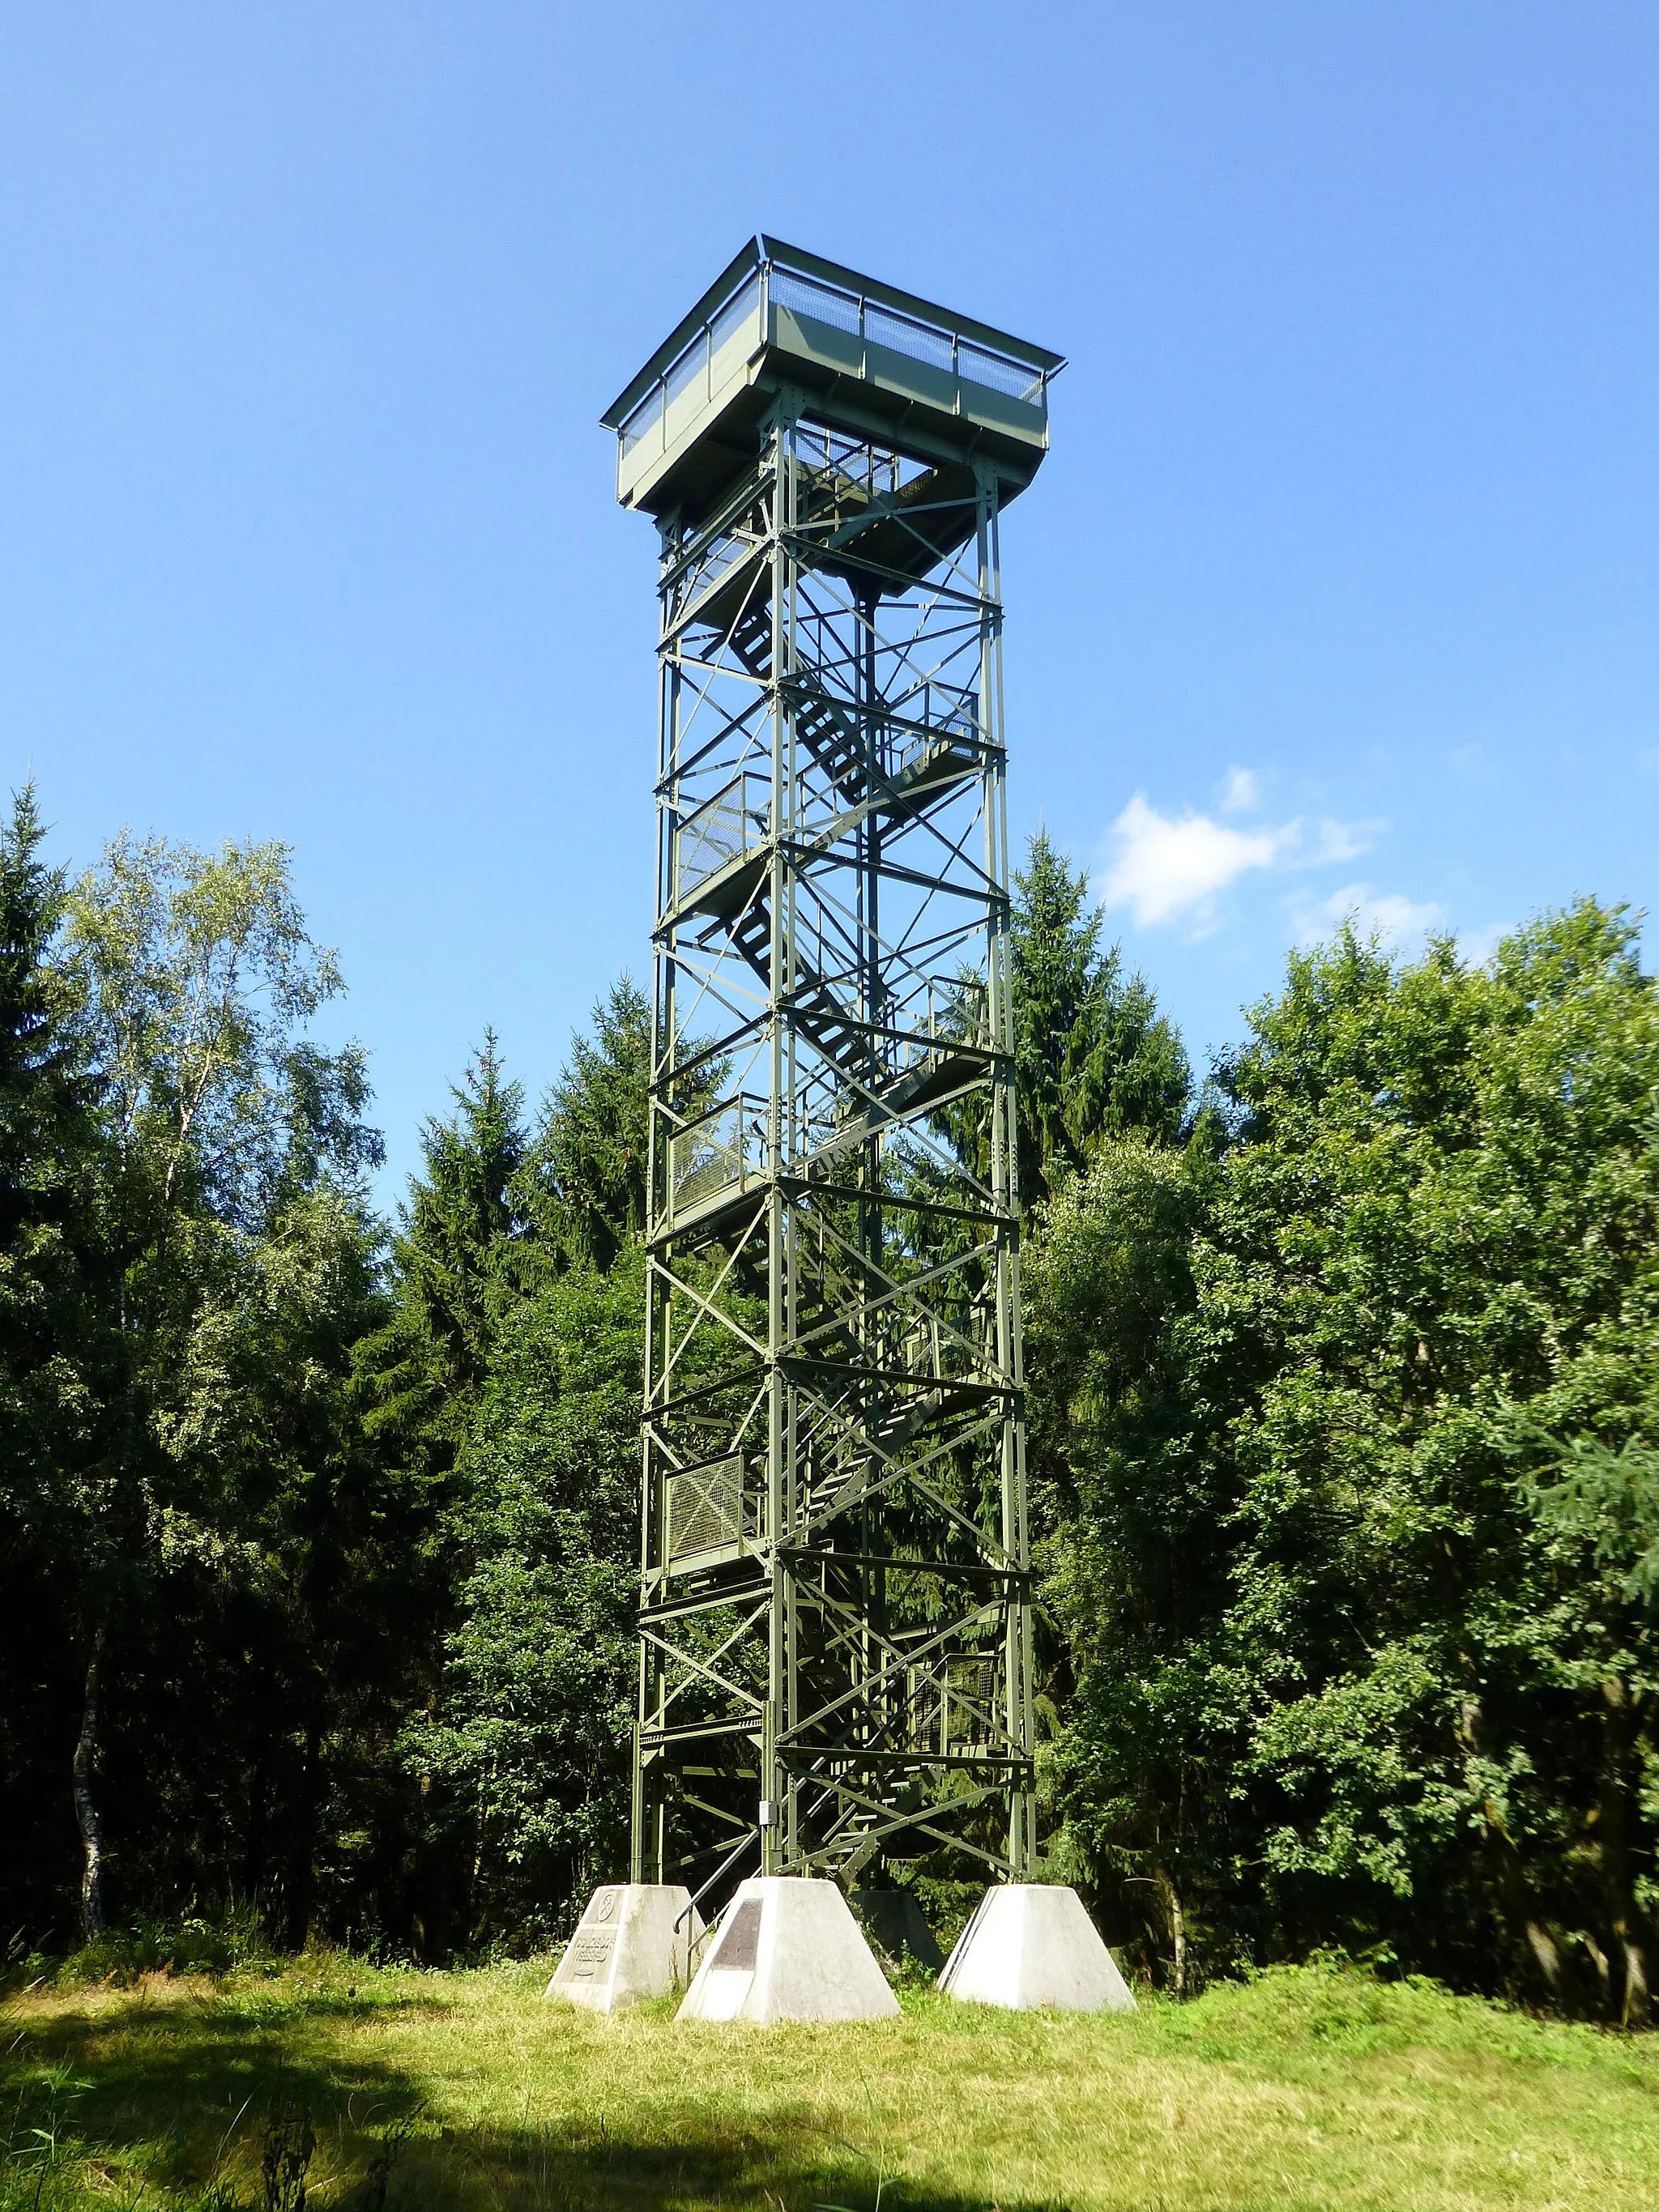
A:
74,1620,107,1941
1476,1766,1580,2010
1156,1866,1188,1998
468,1784,490,1949
1598,1678,1651,2030
1619,1937,1651,2032
285,1715,321,1951
245,1754,268,1903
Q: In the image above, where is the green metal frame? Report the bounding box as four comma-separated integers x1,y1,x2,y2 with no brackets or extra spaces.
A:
606,241,1060,1922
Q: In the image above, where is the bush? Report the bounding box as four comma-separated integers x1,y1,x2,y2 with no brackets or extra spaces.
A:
49,1899,274,1987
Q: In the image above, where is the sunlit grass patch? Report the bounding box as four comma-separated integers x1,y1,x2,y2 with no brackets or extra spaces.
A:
3,1955,1656,2210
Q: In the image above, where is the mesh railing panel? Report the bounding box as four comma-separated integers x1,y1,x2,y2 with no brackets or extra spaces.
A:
668,1093,764,1218
667,1455,744,1563
865,303,953,373
770,267,861,336
957,341,1045,403
676,775,764,899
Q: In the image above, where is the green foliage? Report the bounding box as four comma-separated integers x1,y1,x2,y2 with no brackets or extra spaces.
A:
6,773,1659,2038
520,976,650,1272
353,1033,531,1485
1026,1140,1231,1977
407,1255,643,1945
46,1899,274,1988
0,783,112,1554
1526,1433,1659,1606
394,990,653,1946
333,985,655,1951
1009,833,1190,1204
0,800,414,1952
0,2056,93,2212
66,829,367,1221
1035,900,1659,2020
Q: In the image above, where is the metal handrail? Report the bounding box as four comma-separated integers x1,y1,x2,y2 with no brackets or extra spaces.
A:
674,1826,761,1937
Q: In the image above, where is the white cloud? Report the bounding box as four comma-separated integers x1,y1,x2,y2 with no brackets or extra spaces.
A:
1303,816,1382,866
1218,765,1259,814
1298,882,1448,950
1100,795,1294,928
1098,794,1382,931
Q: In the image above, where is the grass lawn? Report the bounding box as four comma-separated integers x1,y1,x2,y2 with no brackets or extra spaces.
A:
3,1954,1657,2211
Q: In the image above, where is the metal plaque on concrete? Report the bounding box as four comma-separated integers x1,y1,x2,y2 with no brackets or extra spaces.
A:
545,1883,702,2013
678,1876,900,2025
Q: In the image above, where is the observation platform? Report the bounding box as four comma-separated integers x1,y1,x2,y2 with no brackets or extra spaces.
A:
601,237,1064,531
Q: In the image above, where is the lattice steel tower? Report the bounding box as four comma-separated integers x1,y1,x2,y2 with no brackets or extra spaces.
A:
601,240,1062,1920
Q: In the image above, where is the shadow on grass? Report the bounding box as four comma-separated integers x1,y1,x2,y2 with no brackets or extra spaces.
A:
3,1985,438,2210
1,1988,1069,2212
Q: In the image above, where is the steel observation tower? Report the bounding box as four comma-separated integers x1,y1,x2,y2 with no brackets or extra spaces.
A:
601,239,1063,1924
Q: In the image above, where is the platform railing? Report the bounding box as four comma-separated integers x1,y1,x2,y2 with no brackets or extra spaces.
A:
667,1091,769,1224
618,249,1050,467
674,774,768,903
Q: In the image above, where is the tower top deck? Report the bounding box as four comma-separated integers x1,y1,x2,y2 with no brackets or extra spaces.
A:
601,236,1064,527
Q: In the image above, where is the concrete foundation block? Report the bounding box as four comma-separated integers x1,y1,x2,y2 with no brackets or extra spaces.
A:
544,1882,702,2012
677,1876,901,2024
937,1884,1137,2013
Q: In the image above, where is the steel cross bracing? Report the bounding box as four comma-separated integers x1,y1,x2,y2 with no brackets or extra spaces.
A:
632,400,1034,1916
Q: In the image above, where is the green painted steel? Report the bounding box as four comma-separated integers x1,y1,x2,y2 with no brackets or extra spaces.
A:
607,240,1058,1924
602,237,1062,523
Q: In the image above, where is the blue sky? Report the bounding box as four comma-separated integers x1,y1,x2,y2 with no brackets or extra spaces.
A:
4,4,1656,1199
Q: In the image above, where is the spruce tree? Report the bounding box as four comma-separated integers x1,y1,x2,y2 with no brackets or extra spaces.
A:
0,789,114,1938
0,786,107,1507
356,1031,530,1468
403,981,653,1941
1010,832,1190,1206
522,977,650,1272
59,823,375,1940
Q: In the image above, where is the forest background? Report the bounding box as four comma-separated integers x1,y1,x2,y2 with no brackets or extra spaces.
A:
1,784,1655,2032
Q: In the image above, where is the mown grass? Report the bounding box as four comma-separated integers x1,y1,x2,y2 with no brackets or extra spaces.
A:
3,1953,1657,2211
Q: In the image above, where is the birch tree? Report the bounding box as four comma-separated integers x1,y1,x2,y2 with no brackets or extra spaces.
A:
58,832,368,1936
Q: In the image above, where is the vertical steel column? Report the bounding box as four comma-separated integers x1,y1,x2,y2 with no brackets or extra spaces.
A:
762,405,793,1877
976,464,1034,1880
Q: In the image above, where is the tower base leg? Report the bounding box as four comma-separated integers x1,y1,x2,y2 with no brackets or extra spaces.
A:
937,1885,1137,2013
545,1883,702,2012
678,1876,900,2024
